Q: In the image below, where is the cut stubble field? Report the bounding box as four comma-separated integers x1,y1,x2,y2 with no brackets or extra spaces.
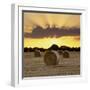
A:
23,51,80,77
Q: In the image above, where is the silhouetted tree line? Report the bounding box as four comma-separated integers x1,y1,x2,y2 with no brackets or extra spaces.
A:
24,47,46,52
24,44,80,52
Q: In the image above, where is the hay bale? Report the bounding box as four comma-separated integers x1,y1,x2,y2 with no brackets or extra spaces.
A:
58,50,63,55
44,50,59,65
34,50,41,57
63,51,70,58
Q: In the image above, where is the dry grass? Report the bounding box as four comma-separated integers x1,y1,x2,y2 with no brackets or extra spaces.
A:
23,51,80,77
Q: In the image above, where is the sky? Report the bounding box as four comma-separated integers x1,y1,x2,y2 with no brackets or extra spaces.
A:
23,11,80,49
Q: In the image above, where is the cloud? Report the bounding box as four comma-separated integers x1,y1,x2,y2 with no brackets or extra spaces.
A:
24,26,80,38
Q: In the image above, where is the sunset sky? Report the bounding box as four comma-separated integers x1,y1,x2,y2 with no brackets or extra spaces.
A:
23,11,80,49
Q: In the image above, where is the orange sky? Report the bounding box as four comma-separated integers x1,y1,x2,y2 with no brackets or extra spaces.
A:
23,12,80,48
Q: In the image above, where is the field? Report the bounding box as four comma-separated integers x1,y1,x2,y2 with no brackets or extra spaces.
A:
23,51,80,77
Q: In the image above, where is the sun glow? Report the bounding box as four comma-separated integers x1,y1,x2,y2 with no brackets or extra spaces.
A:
50,37,57,45
24,36,80,49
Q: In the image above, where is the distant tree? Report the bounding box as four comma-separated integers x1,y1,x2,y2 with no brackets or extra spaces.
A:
48,44,59,51
39,48,45,52
24,47,29,52
60,46,70,51
28,48,34,52
75,47,80,51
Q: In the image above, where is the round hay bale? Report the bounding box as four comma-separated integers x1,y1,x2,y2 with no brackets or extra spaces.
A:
58,50,63,55
44,50,59,65
63,51,69,58
34,50,41,57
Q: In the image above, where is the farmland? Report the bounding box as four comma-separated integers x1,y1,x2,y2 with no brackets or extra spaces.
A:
23,51,80,77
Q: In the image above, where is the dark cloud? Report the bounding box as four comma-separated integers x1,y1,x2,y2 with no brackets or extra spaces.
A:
24,26,80,38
